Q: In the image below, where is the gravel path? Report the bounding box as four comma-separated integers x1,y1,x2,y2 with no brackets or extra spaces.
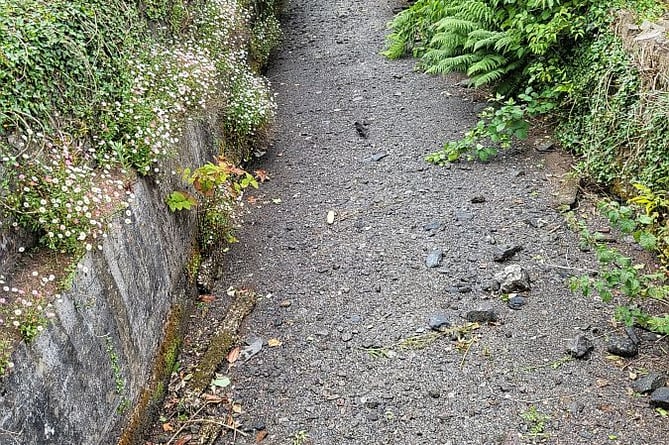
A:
210,0,669,443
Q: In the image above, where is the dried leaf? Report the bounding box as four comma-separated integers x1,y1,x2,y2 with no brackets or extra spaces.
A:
199,294,216,303
254,169,270,182
227,346,241,363
203,393,224,403
268,338,282,347
174,435,192,445
256,430,268,443
232,402,243,413
247,195,259,204
596,378,610,388
162,423,174,432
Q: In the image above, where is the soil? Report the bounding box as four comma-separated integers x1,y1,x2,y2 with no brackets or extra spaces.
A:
145,0,669,444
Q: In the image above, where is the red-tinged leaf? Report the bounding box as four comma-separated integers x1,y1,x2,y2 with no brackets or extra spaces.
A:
256,430,268,443
254,169,270,183
227,346,241,363
199,294,216,303
203,393,225,403
174,435,192,445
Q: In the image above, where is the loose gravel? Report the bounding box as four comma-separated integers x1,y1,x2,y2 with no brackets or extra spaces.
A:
202,0,669,443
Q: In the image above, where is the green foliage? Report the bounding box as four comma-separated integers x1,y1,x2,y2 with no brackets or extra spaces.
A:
427,89,556,163
169,157,259,250
385,0,599,93
166,191,197,212
17,306,47,342
0,0,281,366
520,405,551,438
569,212,669,335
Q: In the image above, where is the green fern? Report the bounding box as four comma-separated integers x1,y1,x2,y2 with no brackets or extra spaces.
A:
425,53,483,74
467,54,506,76
465,30,504,52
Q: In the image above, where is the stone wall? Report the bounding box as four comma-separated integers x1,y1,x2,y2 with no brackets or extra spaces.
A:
0,120,216,444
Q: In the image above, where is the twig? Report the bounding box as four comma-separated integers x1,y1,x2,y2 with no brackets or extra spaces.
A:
0,427,23,445
184,418,249,437
165,403,209,445
541,262,599,274
459,339,475,368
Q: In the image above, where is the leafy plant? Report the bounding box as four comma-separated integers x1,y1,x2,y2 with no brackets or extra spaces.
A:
168,156,259,250
569,217,669,335
385,0,598,93
426,89,555,163
520,405,551,438
166,191,197,212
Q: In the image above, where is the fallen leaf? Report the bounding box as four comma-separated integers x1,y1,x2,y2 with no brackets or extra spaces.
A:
256,430,268,443
227,346,241,363
272,198,282,204
211,375,231,388
327,210,335,224
247,195,259,204
254,169,270,182
199,294,216,303
268,338,282,347
162,423,174,432
232,402,243,413
174,435,192,445
203,393,224,403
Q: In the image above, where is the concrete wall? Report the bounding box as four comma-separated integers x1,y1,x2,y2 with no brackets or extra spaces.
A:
0,120,215,444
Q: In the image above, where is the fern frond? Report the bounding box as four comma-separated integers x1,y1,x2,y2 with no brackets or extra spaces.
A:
430,31,467,53
434,17,478,35
471,68,505,87
466,54,507,76
451,1,495,26
464,30,503,51
425,53,483,74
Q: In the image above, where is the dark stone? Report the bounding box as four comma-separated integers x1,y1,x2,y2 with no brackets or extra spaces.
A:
425,250,443,268
465,307,498,323
493,245,523,263
428,314,451,331
632,373,666,394
507,295,526,310
567,334,594,359
607,336,638,358
493,265,530,292
354,121,368,138
650,387,669,409
428,389,441,398
364,400,380,409
625,326,640,345
471,195,486,204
